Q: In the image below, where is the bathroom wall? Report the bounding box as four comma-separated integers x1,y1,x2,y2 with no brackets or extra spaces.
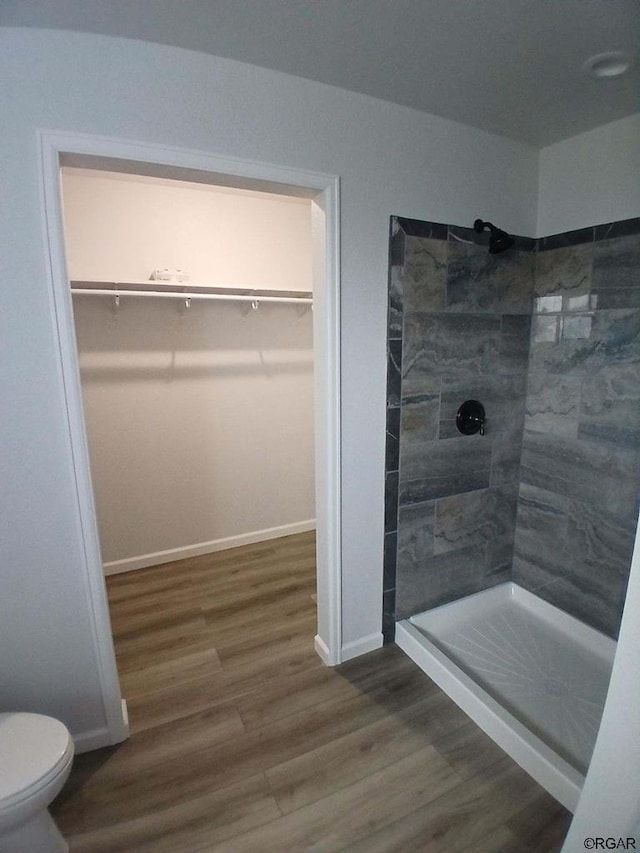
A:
384,216,535,640
63,169,315,569
513,218,640,637
386,215,640,641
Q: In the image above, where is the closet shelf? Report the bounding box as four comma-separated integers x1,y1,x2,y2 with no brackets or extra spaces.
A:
69,280,313,305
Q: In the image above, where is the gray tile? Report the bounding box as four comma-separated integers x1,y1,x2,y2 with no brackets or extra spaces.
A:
519,430,640,519
592,233,640,291
400,393,440,446
537,226,594,252
389,218,406,267
388,265,404,338
524,372,581,439
512,483,570,590
385,405,401,473
446,240,534,314
499,314,531,371
400,470,492,504
397,500,435,582
535,243,592,299
434,484,518,556
578,363,640,448
395,545,481,619
397,217,448,240
440,374,527,433
490,428,524,486
383,531,397,592
402,236,447,314
400,434,492,497
386,339,403,406
385,470,399,534
402,312,501,397
594,218,640,242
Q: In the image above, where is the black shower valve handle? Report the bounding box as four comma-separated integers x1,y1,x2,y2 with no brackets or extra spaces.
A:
456,400,486,436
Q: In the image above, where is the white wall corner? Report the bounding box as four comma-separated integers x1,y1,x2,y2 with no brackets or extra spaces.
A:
340,632,384,663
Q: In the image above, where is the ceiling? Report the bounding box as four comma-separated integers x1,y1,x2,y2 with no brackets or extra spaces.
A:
2,0,638,147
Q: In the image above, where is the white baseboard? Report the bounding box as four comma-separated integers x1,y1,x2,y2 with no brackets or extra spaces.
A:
103,520,316,575
314,633,340,666
73,699,130,753
340,632,384,662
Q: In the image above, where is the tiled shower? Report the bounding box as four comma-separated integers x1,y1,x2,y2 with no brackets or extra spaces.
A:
384,216,640,642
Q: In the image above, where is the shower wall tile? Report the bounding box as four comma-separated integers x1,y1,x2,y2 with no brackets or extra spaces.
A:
403,236,447,314
385,405,401,472
593,217,640,242
534,243,592,299
388,265,404,337
524,372,581,439
402,312,501,396
593,233,640,290
446,238,534,314
387,215,638,639
395,545,480,619
386,339,403,406
400,435,492,502
578,363,640,448
387,215,533,626
537,226,594,252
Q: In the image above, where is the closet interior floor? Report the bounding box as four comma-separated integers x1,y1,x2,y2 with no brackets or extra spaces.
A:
51,531,571,852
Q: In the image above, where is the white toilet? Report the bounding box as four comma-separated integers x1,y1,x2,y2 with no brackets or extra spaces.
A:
0,712,74,853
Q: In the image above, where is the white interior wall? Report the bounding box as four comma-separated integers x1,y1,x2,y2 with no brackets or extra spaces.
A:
62,170,315,568
0,24,550,743
62,168,313,289
537,113,640,236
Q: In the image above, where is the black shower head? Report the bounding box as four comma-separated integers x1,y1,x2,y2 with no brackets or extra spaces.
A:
473,219,515,254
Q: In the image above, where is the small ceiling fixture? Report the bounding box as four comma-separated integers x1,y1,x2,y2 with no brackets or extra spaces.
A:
583,51,632,78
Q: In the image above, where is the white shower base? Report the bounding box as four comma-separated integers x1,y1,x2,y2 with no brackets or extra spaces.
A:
395,582,616,812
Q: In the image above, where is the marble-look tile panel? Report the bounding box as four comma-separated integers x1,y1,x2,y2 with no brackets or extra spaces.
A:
490,428,525,487
387,339,403,407
400,470,492,505
446,240,534,314
537,226,594,252
389,218,406,267
499,314,531,371
402,312,501,397
434,484,518,556
520,568,627,639
383,531,397,592
400,435,492,500
382,589,396,642
534,243,592,299
594,217,640,242
519,430,640,519
400,393,440,447
592,233,640,311
512,483,571,588
523,372,581,439
440,374,527,432
482,537,514,587
388,265,404,338
396,217,448,240
395,545,481,619
564,497,636,582
385,405,401,473
528,309,640,376
402,236,447,315
578,363,640,449
397,500,435,580
385,471,399,534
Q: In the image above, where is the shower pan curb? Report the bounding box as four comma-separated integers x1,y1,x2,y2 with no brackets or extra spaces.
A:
395,582,616,813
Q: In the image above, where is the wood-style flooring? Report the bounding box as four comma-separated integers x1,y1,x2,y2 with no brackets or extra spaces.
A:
52,532,572,851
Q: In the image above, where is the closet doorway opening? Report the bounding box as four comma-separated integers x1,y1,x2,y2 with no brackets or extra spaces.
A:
41,133,341,746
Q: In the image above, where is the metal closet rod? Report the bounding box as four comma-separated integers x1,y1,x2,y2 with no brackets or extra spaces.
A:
69,279,313,305
70,288,313,305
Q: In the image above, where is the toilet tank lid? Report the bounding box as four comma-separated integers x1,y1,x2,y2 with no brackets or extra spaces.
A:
0,713,73,802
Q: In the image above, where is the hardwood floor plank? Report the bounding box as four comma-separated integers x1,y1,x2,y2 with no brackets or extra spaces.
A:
265,690,469,815
50,532,570,852
208,745,462,853
67,773,280,853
